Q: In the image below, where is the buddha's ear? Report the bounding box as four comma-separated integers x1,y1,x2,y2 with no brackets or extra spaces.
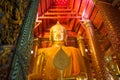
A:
49,29,53,46
64,33,67,46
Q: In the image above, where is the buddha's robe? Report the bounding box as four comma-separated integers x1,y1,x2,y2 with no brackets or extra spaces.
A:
33,46,86,80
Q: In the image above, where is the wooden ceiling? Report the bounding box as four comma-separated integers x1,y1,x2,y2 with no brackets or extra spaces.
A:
32,0,113,51
34,0,95,38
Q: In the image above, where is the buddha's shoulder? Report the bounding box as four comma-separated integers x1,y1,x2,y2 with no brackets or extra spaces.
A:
64,46,78,50
37,46,79,53
38,47,52,52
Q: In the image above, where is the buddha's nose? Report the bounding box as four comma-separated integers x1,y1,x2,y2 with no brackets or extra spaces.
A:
56,34,61,38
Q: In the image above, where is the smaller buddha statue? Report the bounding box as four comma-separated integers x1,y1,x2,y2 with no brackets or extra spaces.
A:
28,21,87,80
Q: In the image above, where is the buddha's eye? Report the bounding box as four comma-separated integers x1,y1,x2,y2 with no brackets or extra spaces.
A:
53,30,57,33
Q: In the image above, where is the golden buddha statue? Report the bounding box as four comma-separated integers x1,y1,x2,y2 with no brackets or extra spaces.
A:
28,22,87,80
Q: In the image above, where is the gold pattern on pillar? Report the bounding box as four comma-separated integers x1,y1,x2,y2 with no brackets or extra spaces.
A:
77,36,93,80
97,1,120,69
83,20,108,80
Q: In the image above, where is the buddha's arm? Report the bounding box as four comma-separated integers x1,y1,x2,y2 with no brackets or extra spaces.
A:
28,49,46,80
33,49,45,74
75,48,87,73
65,47,86,76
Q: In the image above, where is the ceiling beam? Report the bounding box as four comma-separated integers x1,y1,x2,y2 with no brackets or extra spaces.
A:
44,12,76,15
48,9,72,12
38,16,82,19
51,6,68,8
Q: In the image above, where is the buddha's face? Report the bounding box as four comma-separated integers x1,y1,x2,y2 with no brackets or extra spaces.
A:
52,27,65,42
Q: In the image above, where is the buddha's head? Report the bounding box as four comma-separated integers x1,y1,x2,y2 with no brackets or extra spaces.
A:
49,21,67,45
